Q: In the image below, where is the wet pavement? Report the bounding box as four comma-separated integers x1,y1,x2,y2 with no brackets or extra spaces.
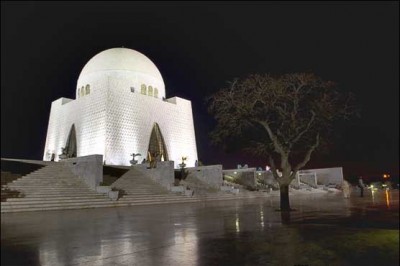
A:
1,190,399,266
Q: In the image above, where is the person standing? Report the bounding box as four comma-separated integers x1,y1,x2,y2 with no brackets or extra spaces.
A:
358,176,365,197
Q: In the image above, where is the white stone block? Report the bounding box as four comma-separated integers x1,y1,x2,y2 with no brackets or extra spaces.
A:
171,186,185,193
108,190,119,201
96,186,111,194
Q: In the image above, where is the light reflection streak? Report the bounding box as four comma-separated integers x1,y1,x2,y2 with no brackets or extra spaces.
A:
260,206,264,228
172,227,198,264
99,238,134,265
371,190,375,205
385,189,390,208
235,213,240,233
39,240,61,266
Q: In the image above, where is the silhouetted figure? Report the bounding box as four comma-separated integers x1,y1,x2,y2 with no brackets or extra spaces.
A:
50,153,55,161
358,176,365,197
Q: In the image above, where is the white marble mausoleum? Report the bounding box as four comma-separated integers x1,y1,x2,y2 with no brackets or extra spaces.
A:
43,48,198,167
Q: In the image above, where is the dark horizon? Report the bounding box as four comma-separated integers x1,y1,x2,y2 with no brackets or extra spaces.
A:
1,2,399,178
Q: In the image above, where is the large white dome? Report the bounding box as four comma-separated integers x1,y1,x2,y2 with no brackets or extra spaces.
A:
77,48,165,98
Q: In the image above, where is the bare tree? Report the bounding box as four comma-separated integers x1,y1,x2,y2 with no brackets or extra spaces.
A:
208,73,356,211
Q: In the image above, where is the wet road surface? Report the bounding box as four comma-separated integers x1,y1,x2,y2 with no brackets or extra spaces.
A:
2,190,399,266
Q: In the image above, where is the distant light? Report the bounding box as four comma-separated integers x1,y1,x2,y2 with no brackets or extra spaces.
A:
258,173,261,176
266,166,270,171
383,174,390,179
234,171,237,174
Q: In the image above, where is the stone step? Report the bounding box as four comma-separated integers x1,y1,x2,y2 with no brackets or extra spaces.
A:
5,195,113,201
0,196,241,212
116,189,166,192
119,190,166,192
2,195,188,205
13,180,81,182
119,187,166,189
119,188,165,191
113,183,163,185
120,193,170,197
19,193,102,197
120,189,167,193
8,183,87,186
6,191,94,195
119,183,165,186
119,195,187,200
17,189,97,193
19,178,77,181
22,171,60,174
1,198,111,205
113,186,166,189
0,194,270,213
1,196,197,210
20,176,73,179
14,181,83,184
14,176,83,179
15,191,98,195
7,185,89,189
16,178,82,181
6,188,93,192
23,173,74,176
1,197,189,209
115,186,165,189
11,184,85,188
112,179,155,182
0,202,164,212
13,186,90,190
1,201,116,209
10,184,87,187
119,183,163,187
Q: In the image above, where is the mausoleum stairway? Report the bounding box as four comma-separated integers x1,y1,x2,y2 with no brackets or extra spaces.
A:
1,162,271,213
1,163,113,212
1,171,24,201
111,168,267,206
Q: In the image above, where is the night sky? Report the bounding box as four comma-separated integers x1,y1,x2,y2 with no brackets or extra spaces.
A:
1,2,398,177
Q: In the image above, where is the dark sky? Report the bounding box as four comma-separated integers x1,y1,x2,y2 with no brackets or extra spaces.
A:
1,2,399,177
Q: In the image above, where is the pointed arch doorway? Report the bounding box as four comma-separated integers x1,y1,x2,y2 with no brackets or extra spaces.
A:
147,123,168,162
64,124,77,158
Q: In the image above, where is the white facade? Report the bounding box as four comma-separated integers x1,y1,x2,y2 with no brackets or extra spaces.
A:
43,48,198,168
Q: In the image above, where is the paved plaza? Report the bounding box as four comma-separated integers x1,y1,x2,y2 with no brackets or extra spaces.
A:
2,190,399,266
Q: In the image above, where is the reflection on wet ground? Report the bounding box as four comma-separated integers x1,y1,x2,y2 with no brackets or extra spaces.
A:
2,190,399,266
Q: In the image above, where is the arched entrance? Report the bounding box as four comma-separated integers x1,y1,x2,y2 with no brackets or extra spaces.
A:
64,124,77,158
147,123,168,161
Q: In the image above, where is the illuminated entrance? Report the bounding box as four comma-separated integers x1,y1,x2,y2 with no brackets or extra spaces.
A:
147,123,168,161
65,124,77,158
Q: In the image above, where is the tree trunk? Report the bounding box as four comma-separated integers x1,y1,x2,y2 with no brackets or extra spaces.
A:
280,184,291,211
